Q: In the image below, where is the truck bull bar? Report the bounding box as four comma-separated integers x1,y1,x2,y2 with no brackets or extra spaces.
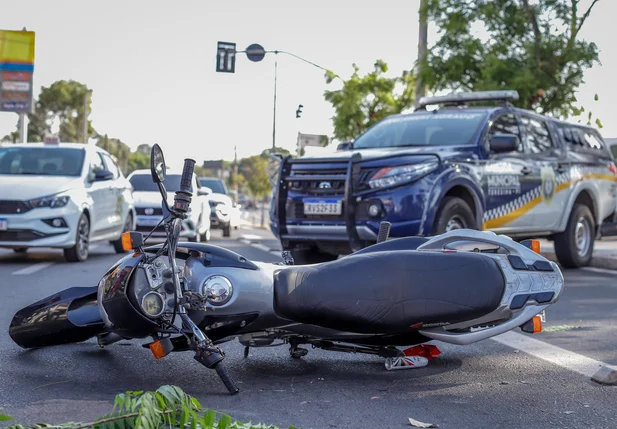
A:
270,151,443,253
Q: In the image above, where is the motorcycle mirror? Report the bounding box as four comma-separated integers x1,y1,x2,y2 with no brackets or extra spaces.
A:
151,144,167,184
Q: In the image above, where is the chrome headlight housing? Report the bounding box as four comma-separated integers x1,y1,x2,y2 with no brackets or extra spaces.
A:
368,161,439,189
202,275,233,306
29,194,71,208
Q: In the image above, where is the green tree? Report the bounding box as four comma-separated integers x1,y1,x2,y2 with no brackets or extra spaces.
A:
323,60,415,142
239,155,271,198
23,80,96,142
421,0,601,120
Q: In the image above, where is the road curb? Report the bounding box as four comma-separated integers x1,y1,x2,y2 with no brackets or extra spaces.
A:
540,250,617,271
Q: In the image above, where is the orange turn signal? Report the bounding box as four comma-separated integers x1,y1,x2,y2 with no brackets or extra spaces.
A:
149,340,166,360
121,232,133,251
530,240,541,254
532,315,543,333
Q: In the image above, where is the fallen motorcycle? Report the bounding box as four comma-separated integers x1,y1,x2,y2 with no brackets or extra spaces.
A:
9,144,565,394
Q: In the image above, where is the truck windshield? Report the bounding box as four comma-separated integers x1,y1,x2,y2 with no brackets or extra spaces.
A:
353,111,487,149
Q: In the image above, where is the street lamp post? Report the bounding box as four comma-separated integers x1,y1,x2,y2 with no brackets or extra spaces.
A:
217,42,344,154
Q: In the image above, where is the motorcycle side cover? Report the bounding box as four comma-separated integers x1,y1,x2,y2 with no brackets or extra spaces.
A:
9,286,106,349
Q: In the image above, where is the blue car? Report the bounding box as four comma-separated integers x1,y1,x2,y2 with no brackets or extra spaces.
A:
270,91,617,268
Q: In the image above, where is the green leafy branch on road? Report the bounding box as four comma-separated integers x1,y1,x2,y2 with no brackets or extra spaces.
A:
2,385,294,429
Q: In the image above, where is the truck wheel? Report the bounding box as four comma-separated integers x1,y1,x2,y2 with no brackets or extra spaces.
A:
432,197,476,235
290,248,338,265
554,204,595,268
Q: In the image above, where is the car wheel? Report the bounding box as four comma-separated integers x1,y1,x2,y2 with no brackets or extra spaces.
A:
432,196,476,235
223,223,232,237
112,213,133,254
554,203,595,268
64,213,90,262
13,248,28,253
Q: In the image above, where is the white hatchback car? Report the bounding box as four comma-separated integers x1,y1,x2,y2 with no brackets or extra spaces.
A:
127,169,212,242
0,142,136,261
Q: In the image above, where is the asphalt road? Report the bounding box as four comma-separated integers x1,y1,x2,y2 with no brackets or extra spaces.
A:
1,227,616,429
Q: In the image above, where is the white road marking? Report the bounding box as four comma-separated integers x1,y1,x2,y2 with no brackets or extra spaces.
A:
239,239,251,245
581,267,617,276
241,234,265,241
492,331,616,378
12,262,54,276
251,243,272,253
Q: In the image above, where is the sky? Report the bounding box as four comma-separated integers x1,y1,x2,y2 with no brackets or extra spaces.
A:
0,0,615,169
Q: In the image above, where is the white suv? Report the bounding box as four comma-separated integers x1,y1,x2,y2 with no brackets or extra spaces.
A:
0,142,136,262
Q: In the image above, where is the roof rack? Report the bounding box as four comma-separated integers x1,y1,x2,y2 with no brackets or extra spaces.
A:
415,90,519,111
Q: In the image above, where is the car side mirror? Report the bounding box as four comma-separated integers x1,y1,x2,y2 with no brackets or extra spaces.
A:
93,168,114,181
198,186,212,196
337,141,353,151
489,133,519,154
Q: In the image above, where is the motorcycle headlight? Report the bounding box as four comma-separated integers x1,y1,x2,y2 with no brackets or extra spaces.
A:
368,161,439,189
202,275,233,306
29,194,71,208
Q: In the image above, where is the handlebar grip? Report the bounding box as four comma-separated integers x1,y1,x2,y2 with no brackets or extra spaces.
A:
215,362,240,395
180,158,196,194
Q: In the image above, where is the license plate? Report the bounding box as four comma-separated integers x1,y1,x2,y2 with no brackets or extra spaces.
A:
303,199,342,215
137,216,162,227
0,218,7,231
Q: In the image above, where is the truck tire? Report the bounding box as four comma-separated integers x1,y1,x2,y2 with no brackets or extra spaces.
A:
290,248,338,265
432,197,476,235
554,204,595,268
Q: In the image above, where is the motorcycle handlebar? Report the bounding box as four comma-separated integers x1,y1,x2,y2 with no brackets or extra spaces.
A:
180,158,196,194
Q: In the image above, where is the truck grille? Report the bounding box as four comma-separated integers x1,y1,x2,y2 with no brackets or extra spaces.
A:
288,167,374,195
0,200,32,215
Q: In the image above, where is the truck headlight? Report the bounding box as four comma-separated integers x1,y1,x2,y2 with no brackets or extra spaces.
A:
368,161,439,189
29,194,71,208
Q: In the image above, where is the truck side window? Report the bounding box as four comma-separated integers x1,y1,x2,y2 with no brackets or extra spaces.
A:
521,115,554,154
488,114,523,153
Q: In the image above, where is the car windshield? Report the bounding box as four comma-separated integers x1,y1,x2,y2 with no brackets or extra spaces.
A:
0,146,85,176
352,111,487,149
130,174,193,193
199,178,227,194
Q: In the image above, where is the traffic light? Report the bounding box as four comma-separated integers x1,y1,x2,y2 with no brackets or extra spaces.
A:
296,104,303,118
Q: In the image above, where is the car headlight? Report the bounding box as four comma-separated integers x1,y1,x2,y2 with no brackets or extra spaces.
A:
203,275,233,306
368,161,439,189
29,194,71,208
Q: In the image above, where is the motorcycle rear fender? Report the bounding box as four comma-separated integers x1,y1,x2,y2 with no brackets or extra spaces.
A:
9,286,106,349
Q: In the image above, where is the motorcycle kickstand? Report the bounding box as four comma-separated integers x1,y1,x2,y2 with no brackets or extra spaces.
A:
288,339,308,359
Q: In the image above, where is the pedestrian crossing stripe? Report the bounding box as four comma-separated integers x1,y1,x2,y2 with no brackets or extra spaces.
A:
482,167,616,229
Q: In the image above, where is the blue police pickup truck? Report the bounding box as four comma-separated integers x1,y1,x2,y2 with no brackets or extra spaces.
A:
269,90,617,268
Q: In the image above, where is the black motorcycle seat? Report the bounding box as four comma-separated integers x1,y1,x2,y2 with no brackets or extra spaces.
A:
273,250,505,334
351,236,430,255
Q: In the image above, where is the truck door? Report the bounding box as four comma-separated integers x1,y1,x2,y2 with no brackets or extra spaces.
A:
482,112,538,233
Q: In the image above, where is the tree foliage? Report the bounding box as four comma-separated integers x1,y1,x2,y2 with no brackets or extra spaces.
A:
96,134,150,176
239,155,271,198
421,0,601,119
3,385,292,429
27,80,95,142
323,60,415,142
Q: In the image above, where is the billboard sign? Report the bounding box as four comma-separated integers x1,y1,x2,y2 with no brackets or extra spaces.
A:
0,30,35,113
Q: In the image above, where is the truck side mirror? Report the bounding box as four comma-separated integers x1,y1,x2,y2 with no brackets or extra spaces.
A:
337,141,353,151
489,133,519,154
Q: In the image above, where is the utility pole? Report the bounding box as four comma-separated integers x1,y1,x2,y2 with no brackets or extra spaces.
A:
18,113,28,143
272,56,278,151
415,0,429,107
233,145,239,204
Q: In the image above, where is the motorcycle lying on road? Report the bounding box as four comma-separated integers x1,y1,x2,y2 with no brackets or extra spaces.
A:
9,145,565,395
